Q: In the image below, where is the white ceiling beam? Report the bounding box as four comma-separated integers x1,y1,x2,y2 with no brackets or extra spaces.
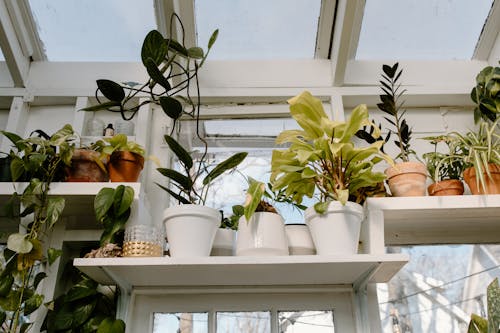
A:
172,0,196,48
329,0,365,86
473,0,500,61
315,0,337,59
0,0,30,87
154,0,174,36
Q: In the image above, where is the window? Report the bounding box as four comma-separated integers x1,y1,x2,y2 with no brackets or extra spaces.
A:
195,0,322,59
356,0,494,60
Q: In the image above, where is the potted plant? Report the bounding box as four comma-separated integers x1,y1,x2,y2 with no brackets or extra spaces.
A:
422,135,466,196
470,63,499,124
159,135,247,257
0,125,75,332
65,146,109,182
270,91,392,255
467,278,499,333
92,134,145,182
211,205,243,256
376,63,427,196
235,178,289,256
447,119,500,194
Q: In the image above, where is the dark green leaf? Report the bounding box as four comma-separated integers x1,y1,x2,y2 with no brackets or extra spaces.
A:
47,248,63,266
34,272,47,289
96,79,125,102
163,135,193,169
79,101,122,112
467,313,487,333
0,290,21,311
165,39,189,57
97,318,126,333
73,299,97,328
46,197,65,228
0,311,6,326
113,185,134,217
0,275,13,297
10,156,25,182
54,304,74,330
24,293,44,315
208,29,219,49
0,131,24,150
141,30,167,66
94,188,115,222
80,314,107,333
187,47,204,59
203,152,247,185
20,322,31,333
64,278,98,302
155,183,190,204
160,96,183,120
157,168,192,190
145,58,171,90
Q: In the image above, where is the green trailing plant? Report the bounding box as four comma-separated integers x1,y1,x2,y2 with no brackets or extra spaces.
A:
448,118,500,192
467,278,500,333
220,205,244,230
377,63,415,162
0,125,75,332
94,185,135,247
421,135,467,183
43,264,125,333
471,63,500,124
157,134,247,205
270,91,393,213
92,134,146,159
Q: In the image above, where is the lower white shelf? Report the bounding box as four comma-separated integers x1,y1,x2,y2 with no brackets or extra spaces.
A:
74,254,408,289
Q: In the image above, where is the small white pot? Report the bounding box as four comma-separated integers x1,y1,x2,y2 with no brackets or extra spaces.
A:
304,201,363,255
163,205,220,257
211,228,236,256
285,224,316,255
236,212,289,256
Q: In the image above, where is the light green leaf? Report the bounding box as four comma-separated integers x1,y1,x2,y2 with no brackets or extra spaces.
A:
203,152,247,185
7,233,32,254
287,91,328,139
0,275,14,297
46,197,65,227
47,248,63,266
94,188,115,222
243,178,266,221
313,201,330,214
97,318,126,333
24,294,44,315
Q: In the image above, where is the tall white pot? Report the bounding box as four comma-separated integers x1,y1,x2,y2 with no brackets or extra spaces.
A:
163,205,220,257
211,228,236,256
236,212,289,256
304,201,363,255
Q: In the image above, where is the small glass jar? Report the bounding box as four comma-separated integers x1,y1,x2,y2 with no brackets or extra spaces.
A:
123,225,164,257
114,119,134,136
86,118,105,136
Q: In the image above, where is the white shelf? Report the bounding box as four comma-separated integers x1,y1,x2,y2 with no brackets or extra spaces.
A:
74,254,408,289
366,195,500,245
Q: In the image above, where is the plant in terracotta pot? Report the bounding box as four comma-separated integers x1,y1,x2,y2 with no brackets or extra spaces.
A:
270,91,392,255
375,63,427,196
92,134,146,182
65,146,109,182
422,135,467,196
447,119,500,194
158,134,247,257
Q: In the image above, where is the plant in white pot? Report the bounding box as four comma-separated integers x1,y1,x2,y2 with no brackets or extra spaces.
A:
211,205,243,256
270,91,393,255
158,135,247,257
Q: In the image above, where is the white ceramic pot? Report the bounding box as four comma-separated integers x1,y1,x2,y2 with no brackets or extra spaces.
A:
236,212,289,256
304,201,363,255
285,224,316,255
211,228,236,256
163,205,220,257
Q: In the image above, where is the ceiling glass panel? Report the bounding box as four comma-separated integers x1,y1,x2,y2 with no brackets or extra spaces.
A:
195,0,321,60
356,0,494,60
28,0,156,61
0,47,4,61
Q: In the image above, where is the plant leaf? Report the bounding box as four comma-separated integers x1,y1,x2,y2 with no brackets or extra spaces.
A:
24,293,44,315
7,233,32,254
243,178,266,221
96,80,125,102
145,57,171,90
141,30,167,65
203,152,247,185
165,39,189,57
46,197,65,228
157,168,192,190
163,135,193,169
487,278,500,333
94,188,115,222
160,96,183,120
114,185,134,217
64,278,98,302
0,275,14,297
97,318,126,333
34,272,47,289
187,47,204,59
47,248,63,266
73,299,97,328
208,29,219,49
80,101,122,112
155,182,190,204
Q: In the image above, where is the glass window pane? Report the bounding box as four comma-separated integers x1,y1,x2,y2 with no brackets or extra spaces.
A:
356,0,494,60
28,0,156,61
0,47,4,61
153,312,208,333
195,0,321,60
216,311,270,333
279,311,335,332
378,244,500,332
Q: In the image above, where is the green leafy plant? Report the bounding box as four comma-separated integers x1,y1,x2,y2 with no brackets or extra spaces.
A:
0,125,75,332
421,135,467,182
471,63,500,123
270,91,392,213
220,205,244,230
377,63,415,162
157,134,247,205
94,185,135,247
467,278,500,333
448,118,500,192
92,134,145,159
43,264,125,333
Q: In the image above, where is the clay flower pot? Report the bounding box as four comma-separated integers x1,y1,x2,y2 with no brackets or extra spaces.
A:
65,149,108,182
108,151,144,182
427,179,464,196
463,163,500,195
385,161,427,197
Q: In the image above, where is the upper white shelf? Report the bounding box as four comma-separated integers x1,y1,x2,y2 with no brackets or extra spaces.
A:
366,195,500,245
74,254,409,290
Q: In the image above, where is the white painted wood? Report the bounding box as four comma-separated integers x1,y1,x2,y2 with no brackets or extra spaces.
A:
135,98,153,186
473,0,500,60
488,31,500,66
366,195,500,245
72,97,90,135
73,254,408,288
315,0,337,59
0,96,28,152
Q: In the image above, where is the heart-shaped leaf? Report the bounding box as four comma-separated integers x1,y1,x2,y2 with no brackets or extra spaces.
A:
96,80,125,102
159,96,183,120
141,30,167,66
7,233,32,254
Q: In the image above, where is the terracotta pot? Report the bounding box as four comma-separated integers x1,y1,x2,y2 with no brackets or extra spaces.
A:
108,151,144,182
385,162,427,197
463,164,500,195
427,179,464,196
65,149,108,182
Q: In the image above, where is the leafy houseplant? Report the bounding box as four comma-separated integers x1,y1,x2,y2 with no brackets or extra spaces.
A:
471,63,500,124
467,278,499,333
0,125,75,332
376,63,427,196
422,135,466,196
270,91,392,255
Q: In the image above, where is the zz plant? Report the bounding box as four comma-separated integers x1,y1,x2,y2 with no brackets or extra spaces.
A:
467,278,500,333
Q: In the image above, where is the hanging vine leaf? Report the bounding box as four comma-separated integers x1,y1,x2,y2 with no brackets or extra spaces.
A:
47,248,63,266
155,182,190,204
163,135,193,169
141,30,167,66
97,318,126,333
160,96,183,120
96,80,125,102
7,233,32,254
145,58,171,91
187,47,204,59
157,168,192,190
208,29,219,49
79,101,121,112
24,294,44,315
203,152,248,185
165,39,189,57
0,275,13,297
46,197,65,228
